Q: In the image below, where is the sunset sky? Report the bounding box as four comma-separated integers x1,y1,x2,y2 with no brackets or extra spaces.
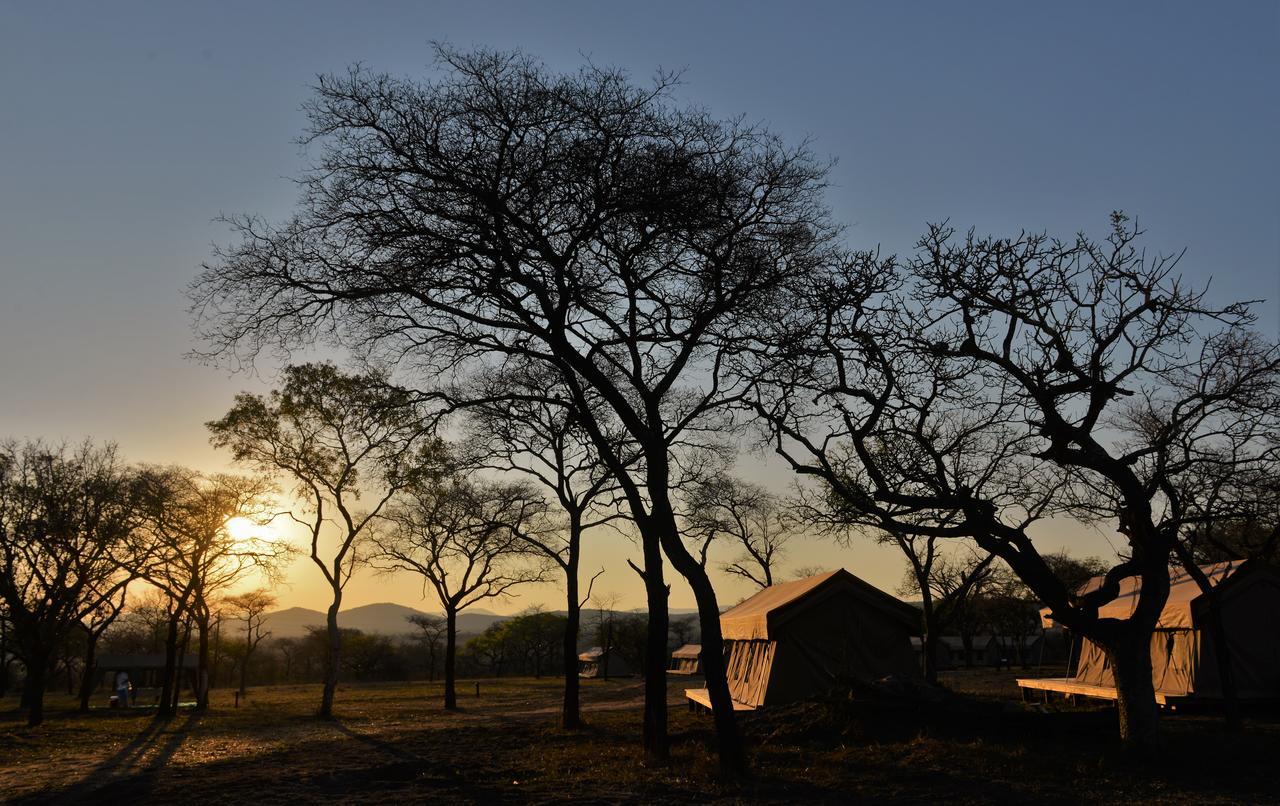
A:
2,1,1276,615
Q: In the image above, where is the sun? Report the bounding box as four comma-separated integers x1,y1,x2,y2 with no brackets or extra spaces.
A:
225,516,274,543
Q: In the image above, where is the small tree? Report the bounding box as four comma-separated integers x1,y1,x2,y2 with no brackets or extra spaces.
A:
456,364,625,727
208,363,439,718
893,542,995,679
226,589,275,696
684,475,795,589
373,474,545,709
405,613,447,682
135,468,283,713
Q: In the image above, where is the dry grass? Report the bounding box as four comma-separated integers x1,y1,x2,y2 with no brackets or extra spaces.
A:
2,670,1278,804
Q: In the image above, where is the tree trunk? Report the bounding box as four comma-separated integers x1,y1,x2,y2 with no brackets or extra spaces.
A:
920,592,939,685
0,618,8,699
239,647,250,697
1110,632,1161,758
562,571,582,729
77,634,99,713
25,654,48,727
443,608,458,710
639,532,669,762
196,617,211,711
319,593,341,718
159,610,182,717
658,523,747,776
172,620,191,712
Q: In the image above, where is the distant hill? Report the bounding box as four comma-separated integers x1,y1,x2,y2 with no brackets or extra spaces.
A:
262,603,705,640
262,603,508,638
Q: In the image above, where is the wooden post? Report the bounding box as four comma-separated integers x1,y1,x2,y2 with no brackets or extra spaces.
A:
234,690,240,708
474,682,480,697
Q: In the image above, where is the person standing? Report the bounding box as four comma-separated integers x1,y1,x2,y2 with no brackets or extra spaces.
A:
115,670,130,708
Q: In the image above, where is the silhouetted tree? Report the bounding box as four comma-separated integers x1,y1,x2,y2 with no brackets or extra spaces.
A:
135,468,283,713
372,472,545,709
405,613,447,682
75,585,129,712
456,364,625,727
208,363,439,718
0,440,144,726
748,213,1280,756
191,48,839,771
684,474,796,589
226,589,275,696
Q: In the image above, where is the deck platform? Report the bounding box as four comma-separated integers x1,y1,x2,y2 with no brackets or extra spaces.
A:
1016,677,1185,706
684,688,757,712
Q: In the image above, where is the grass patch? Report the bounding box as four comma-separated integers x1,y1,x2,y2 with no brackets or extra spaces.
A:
1,670,1277,803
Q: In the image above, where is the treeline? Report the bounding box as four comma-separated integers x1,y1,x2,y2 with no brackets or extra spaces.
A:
0,607,703,699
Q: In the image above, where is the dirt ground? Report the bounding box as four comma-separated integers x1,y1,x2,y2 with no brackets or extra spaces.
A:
3,669,1279,804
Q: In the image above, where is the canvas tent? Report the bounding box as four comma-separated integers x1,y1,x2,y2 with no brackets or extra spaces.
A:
670,644,702,675
687,569,920,711
578,647,632,678
1019,560,1280,703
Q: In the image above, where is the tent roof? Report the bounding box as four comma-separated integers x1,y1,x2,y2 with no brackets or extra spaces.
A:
1044,559,1247,629
671,644,701,658
719,568,919,641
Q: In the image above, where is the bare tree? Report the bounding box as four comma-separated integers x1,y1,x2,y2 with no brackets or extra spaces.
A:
684,474,795,589
372,473,545,709
75,585,131,712
190,48,839,771
456,364,624,728
225,589,275,696
208,362,440,718
748,213,1280,756
0,440,144,726
589,591,624,681
405,613,447,682
136,468,284,713
895,546,996,675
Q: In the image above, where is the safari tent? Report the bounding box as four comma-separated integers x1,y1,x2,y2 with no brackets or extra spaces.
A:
687,569,921,711
578,647,632,678
1019,559,1280,704
669,644,702,675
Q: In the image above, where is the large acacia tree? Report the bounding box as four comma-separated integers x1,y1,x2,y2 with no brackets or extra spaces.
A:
191,47,839,771
748,214,1280,755
208,363,439,717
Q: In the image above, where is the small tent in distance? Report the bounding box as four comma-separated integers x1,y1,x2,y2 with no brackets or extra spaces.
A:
578,647,632,678
686,568,921,712
669,644,702,676
1018,559,1280,706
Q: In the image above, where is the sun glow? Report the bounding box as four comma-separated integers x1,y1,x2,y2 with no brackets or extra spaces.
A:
225,516,275,544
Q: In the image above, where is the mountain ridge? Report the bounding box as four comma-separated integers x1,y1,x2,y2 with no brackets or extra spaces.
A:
262,601,702,638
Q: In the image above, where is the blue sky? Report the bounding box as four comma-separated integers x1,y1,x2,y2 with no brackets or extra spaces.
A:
1,2,1276,611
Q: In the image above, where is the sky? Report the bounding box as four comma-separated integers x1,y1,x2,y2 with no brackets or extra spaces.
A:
1,2,1277,615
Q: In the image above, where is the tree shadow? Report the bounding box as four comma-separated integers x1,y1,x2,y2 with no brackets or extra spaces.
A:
36,711,201,804
331,718,422,763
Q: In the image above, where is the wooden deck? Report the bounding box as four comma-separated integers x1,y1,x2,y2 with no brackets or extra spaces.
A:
1016,677,1185,706
684,688,758,712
